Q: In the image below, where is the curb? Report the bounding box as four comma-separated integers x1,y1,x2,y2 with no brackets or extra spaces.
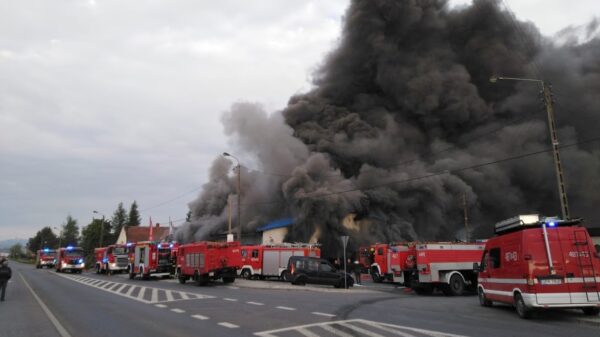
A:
575,317,600,328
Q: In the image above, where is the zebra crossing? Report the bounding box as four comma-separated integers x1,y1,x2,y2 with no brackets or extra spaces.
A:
54,273,215,304
254,319,469,337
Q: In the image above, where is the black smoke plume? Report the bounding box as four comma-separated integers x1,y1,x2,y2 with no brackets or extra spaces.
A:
176,0,600,257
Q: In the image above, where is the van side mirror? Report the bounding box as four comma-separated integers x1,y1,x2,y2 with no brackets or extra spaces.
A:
473,262,481,273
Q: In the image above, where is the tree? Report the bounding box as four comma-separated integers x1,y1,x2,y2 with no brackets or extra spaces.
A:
9,243,24,259
111,202,128,241
27,227,59,253
61,215,79,247
128,201,141,227
80,218,112,266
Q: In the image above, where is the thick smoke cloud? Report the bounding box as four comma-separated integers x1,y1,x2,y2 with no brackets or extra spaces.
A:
177,0,600,256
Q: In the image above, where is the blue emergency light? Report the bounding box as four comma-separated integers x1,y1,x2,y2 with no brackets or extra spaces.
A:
169,244,174,248
547,222,556,227
66,246,74,250
43,248,50,252
126,242,133,247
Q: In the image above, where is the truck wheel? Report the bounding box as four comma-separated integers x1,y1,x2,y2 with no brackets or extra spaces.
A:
478,288,492,307
371,268,383,283
515,293,532,319
448,274,465,296
240,269,251,279
223,277,235,283
582,307,600,316
280,270,290,281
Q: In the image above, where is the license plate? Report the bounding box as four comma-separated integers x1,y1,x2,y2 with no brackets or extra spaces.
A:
541,279,562,285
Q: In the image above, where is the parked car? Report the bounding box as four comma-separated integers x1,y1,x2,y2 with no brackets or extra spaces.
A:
287,256,354,288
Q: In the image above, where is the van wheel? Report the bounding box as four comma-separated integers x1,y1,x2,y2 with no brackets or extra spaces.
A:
478,288,492,307
448,274,465,296
280,270,290,281
515,293,532,319
582,307,600,316
240,269,251,279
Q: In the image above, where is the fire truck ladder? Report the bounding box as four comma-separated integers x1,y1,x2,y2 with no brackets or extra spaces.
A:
573,230,600,302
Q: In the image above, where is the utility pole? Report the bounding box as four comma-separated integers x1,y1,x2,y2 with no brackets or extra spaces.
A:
542,84,570,220
223,152,242,243
490,76,570,220
94,211,105,247
462,193,470,242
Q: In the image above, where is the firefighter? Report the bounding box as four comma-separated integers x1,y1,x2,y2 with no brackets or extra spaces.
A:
0,257,11,302
352,259,362,285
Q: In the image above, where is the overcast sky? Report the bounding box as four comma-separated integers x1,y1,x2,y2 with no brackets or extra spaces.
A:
1,0,597,240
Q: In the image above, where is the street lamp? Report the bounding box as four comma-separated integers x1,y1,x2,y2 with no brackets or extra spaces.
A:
223,152,242,242
93,210,106,247
490,75,570,220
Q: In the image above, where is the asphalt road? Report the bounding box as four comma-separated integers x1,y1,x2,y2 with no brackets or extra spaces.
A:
2,261,598,337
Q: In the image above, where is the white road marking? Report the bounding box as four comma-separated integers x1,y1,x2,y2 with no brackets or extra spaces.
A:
276,306,296,311
165,290,174,302
218,322,239,328
171,308,185,313
115,283,127,292
191,314,209,320
312,312,336,317
320,324,354,337
155,304,167,308
224,298,238,302
137,287,147,300
297,328,320,337
247,301,264,306
340,322,386,337
227,286,239,290
151,288,158,303
19,273,73,337
125,285,136,296
253,319,469,337
180,292,190,300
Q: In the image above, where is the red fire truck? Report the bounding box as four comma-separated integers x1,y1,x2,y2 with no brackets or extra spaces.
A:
407,242,485,295
176,241,241,285
476,214,600,318
94,244,129,274
368,243,413,283
128,241,175,280
55,246,85,273
238,243,320,280
36,248,56,268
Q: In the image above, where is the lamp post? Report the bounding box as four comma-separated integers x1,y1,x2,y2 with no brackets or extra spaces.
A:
93,210,106,247
223,152,241,243
490,76,570,220
53,226,62,249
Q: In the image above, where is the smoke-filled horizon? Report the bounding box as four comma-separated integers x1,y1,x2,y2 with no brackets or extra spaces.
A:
176,0,600,256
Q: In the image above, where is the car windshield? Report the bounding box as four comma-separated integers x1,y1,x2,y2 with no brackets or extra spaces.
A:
65,249,83,257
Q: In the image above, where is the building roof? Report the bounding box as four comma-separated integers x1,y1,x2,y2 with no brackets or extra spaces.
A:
256,218,294,232
125,225,171,243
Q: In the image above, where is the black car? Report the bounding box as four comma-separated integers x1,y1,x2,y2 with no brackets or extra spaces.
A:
287,256,354,288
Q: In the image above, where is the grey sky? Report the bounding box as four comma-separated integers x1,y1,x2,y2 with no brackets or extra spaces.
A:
0,0,597,240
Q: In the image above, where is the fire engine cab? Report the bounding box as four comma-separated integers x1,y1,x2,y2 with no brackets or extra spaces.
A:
368,243,412,283
176,241,241,285
476,214,600,318
55,246,85,273
36,248,56,268
94,244,129,274
238,243,320,280
129,241,174,280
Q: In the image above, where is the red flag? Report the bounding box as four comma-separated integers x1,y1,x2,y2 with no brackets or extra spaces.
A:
149,216,154,241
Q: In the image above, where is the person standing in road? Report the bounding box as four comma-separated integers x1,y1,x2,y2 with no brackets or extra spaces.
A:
353,259,362,285
0,257,12,301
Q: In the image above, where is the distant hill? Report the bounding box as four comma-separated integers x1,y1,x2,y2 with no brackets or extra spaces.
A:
0,238,27,250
